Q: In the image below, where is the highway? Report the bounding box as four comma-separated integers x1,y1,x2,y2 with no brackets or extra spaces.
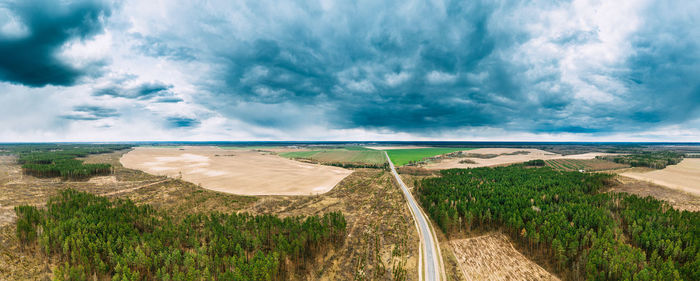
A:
385,152,443,281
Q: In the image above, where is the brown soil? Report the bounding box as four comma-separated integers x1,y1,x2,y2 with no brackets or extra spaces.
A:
546,159,628,171
120,146,352,196
620,158,700,196
424,148,617,170
449,233,560,281
610,176,700,212
1,150,419,280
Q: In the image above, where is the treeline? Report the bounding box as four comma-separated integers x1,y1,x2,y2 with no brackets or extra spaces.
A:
15,189,346,280
2,144,130,180
416,165,699,280
524,159,545,166
293,157,389,170
324,161,389,170
597,152,684,169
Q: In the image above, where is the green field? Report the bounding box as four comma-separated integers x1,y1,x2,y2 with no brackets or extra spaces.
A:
384,147,474,166
279,149,386,164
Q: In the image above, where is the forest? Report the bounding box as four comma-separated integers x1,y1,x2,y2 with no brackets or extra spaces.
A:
597,151,684,169
0,144,130,179
416,165,699,281
15,189,346,281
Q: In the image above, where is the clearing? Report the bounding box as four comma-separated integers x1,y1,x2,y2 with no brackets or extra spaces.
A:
620,158,700,197
450,233,559,281
120,146,352,195
424,148,616,170
609,176,700,212
385,147,475,166
279,148,386,165
545,159,628,171
1,149,419,280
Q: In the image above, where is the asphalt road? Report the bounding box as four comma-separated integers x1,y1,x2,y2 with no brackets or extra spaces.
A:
385,152,442,281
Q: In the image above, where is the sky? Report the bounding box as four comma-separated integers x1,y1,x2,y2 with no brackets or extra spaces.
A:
0,0,698,142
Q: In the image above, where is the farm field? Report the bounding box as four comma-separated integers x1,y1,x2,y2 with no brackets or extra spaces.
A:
1,148,419,280
545,158,628,171
120,146,352,195
364,145,430,150
450,233,560,281
423,148,617,169
279,148,386,165
621,158,700,196
385,147,475,166
610,176,700,212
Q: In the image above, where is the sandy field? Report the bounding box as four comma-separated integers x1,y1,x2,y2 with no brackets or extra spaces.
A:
120,146,352,196
364,146,430,150
610,176,700,212
450,233,559,281
620,158,700,197
424,148,615,170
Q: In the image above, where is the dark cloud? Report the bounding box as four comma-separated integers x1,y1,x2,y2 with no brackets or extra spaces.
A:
166,117,200,128
94,81,174,99
0,0,111,87
618,1,700,126
8,0,695,138
192,1,539,133
189,0,698,135
61,105,119,120
154,97,183,103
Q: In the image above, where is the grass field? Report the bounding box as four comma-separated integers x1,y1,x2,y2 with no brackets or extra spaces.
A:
385,147,474,166
279,149,386,164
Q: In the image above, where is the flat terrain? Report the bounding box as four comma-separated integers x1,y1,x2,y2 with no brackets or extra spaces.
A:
280,149,386,164
121,146,352,195
546,158,628,171
621,158,700,196
1,149,419,280
450,233,560,281
424,148,616,170
365,146,431,150
385,147,475,166
609,176,700,212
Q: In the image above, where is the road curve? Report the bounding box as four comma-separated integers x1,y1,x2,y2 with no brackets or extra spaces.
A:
385,152,444,281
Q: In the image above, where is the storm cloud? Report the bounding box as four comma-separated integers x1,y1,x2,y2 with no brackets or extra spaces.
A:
0,0,698,141
0,0,111,87
61,105,119,121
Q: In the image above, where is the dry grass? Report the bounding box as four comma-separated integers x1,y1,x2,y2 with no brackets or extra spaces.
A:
609,176,700,212
620,158,700,196
546,159,628,171
1,149,419,280
450,233,560,281
121,146,353,195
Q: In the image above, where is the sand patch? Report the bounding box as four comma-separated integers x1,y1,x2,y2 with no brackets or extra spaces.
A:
424,148,616,170
610,176,700,212
87,176,118,185
620,158,700,196
120,146,352,196
450,233,559,281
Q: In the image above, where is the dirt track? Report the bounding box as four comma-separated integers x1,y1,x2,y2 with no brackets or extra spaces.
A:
450,233,559,281
120,146,352,196
620,158,700,196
